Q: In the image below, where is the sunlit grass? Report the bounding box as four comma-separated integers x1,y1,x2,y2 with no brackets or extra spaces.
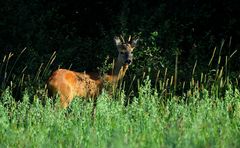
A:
0,77,240,147
0,38,239,147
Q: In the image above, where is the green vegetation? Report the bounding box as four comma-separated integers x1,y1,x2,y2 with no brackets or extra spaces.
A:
0,0,240,147
0,76,240,147
0,25,239,147
1,0,239,83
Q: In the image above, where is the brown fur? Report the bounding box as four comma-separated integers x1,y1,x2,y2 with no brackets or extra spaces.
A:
47,35,138,108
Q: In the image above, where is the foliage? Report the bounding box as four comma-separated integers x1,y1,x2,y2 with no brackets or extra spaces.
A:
0,1,240,146
0,78,240,147
0,0,239,84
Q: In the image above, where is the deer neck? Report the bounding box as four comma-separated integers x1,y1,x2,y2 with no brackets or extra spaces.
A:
104,60,129,84
113,60,128,80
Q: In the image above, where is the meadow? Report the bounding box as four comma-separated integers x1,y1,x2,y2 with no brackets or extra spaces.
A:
1,74,240,147
0,42,240,147
0,0,239,147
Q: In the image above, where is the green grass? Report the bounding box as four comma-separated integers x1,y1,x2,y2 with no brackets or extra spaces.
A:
0,78,240,148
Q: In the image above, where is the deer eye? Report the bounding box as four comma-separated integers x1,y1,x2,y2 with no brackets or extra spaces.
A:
120,51,125,54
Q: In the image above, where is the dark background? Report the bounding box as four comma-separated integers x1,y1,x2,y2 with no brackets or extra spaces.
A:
0,0,240,89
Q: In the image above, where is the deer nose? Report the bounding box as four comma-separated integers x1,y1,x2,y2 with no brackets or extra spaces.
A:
125,59,132,65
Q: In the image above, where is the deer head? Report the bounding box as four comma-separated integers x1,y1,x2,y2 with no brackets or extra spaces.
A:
114,35,139,67
108,35,139,82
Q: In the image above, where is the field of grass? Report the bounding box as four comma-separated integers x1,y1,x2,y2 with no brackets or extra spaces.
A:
1,76,240,147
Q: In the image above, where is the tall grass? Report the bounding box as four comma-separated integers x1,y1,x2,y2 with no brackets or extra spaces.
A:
0,49,56,102
0,77,240,147
0,40,239,147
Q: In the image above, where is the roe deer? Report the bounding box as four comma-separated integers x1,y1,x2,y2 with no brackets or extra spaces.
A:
47,35,139,108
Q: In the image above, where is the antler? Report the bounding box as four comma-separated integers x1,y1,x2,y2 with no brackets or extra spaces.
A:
128,35,131,42
120,35,125,43
118,35,139,44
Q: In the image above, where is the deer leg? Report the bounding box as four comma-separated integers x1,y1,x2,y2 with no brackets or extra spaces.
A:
91,97,97,120
59,84,73,108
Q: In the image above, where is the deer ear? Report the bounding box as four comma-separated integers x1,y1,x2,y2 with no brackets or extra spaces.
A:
131,37,139,48
114,36,122,46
